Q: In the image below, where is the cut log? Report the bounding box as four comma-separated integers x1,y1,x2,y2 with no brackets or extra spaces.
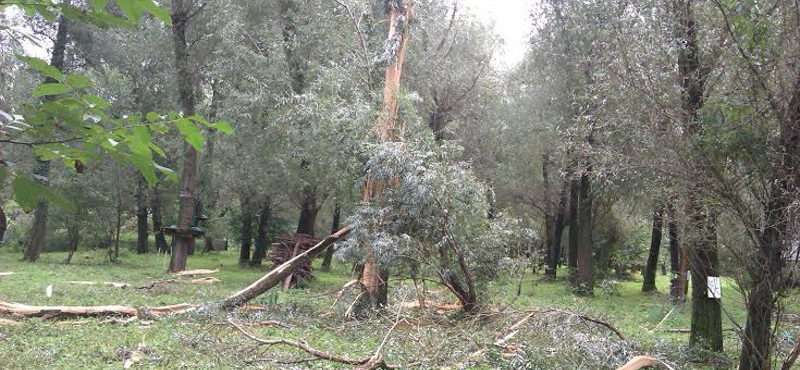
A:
220,226,350,308
67,281,130,289
0,272,14,277
172,269,219,276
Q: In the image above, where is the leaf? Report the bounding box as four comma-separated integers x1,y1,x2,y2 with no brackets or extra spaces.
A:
212,121,233,134
33,83,71,97
174,119,204,151
16,55,63,82
89,0,109,11
154,163,176,181
83,94,111,109
115,0,144,23
66,74,92,89
130,153,157,185
12,177,76,213
139,0,172,25
145,112,161,123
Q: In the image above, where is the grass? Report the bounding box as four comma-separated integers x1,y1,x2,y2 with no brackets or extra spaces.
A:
0,249,798,369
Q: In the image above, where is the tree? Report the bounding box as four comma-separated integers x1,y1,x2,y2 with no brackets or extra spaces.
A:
642,204,664,292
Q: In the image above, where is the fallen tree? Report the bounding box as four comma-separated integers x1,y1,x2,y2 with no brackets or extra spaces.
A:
0,227,351,319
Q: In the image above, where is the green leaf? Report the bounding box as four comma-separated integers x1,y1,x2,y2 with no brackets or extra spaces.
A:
175,119,204,151
145,111,162,123
154,163,177,181
130,153,157,185
66,74,93,89
115,0,144,23
90,0,109,11
83,94,111,109
32,83,71,97
12,177,76,213
16,55,63,82
212,121,233,134
139,0,172,25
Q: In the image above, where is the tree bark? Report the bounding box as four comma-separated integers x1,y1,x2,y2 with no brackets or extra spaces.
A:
321,204,341,272
295,186,318,236
239,196,253,267
667,201,683,302
575,164,593,294
547,179,569,278
151,183,169,253
168,0,199,273
135,175,149,254
642,204,664,292
250,197,271,267
567,178,579,281
0,203,6,244
358,0,415,310
24,4,70,262
64,225,80,264
542,153,555,278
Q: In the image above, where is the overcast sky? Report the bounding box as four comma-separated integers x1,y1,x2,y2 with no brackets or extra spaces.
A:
458,0,536,68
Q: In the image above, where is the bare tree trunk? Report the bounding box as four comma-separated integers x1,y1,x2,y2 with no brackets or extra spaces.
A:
0,203,6,244
151,183,169,253
168,0,199,272
112,186,122,262
359,0,415,310
567,178,579,282
575,164,593,294
250,197,271,267
136,175,149,254
239,196,253,267
295,187,318,236
548,179,569,278
24,5,70,262
321,204,341,272
199,82,221,254
642,204,664,292
542,153,556,278
667,201,683,302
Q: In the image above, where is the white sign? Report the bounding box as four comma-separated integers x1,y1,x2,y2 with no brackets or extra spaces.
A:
707,277,722,299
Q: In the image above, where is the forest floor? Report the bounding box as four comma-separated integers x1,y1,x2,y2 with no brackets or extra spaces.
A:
0,249,798,369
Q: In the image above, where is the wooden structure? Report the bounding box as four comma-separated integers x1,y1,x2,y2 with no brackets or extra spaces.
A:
268,233,320,289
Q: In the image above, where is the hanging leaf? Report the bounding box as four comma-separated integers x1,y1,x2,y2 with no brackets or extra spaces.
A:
175,119,204,151
89,0,109,11
16,55,63,82
12,177,76,213
139,0,172,25
32,83,71,97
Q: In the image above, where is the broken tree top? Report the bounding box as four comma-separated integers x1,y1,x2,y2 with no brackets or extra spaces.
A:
269,233,321,288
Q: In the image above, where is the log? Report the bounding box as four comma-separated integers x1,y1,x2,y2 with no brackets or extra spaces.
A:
616,356,674,370
219,226,350,308
0,301,196,318
0,272,14,277
67,281,130,289
172,269,219,276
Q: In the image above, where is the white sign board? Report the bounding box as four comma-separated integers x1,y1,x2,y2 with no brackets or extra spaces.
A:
707,276,721,299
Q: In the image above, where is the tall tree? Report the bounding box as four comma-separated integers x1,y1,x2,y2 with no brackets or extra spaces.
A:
23,2,70,262
321,203,341,272
135,175,149,254
359,0,415,309
250,197,271,267
642,204,664,292
168,0,199,272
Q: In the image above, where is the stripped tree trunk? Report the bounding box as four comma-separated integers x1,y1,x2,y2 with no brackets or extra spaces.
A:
358,0,415,310
24,3,70,262
168,0,199,272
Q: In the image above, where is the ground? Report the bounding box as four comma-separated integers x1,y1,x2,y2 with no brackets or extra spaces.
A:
0,249,798,369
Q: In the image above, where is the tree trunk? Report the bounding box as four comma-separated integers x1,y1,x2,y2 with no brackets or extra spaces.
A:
358,0,415,310
198,82,221,255
239,196,253,267
542,153,556,278
667,201,683,302
642,204,664,292
24,5,70,262
136,175,149,254
688,204,723,352
64,225,80,264
112,186,122,262
151,183,169,253
250,197,271,267
567,178,579,281
547,180,568,278
0,203,6,244
295,187,318,236
168,0,199,273
321,204,341,272
575,165,593,294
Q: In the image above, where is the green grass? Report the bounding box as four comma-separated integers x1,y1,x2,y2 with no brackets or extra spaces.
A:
0,250,798,369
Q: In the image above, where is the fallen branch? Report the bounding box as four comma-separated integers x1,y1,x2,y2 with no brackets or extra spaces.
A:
67,281,130,289
650,307,675,333
781,336,800,370
662,328,690,333
0,272,14,277
548,308,627,342
220,226,350,308
616,355,675,370
495,310,541,347
227,318,399,369
0,301,196,319
136,277,221,290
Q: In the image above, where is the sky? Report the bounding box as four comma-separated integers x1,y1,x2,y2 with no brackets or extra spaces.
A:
458,0,537,69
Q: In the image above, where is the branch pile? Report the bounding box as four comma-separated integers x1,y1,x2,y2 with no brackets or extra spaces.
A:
268,233,320,288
